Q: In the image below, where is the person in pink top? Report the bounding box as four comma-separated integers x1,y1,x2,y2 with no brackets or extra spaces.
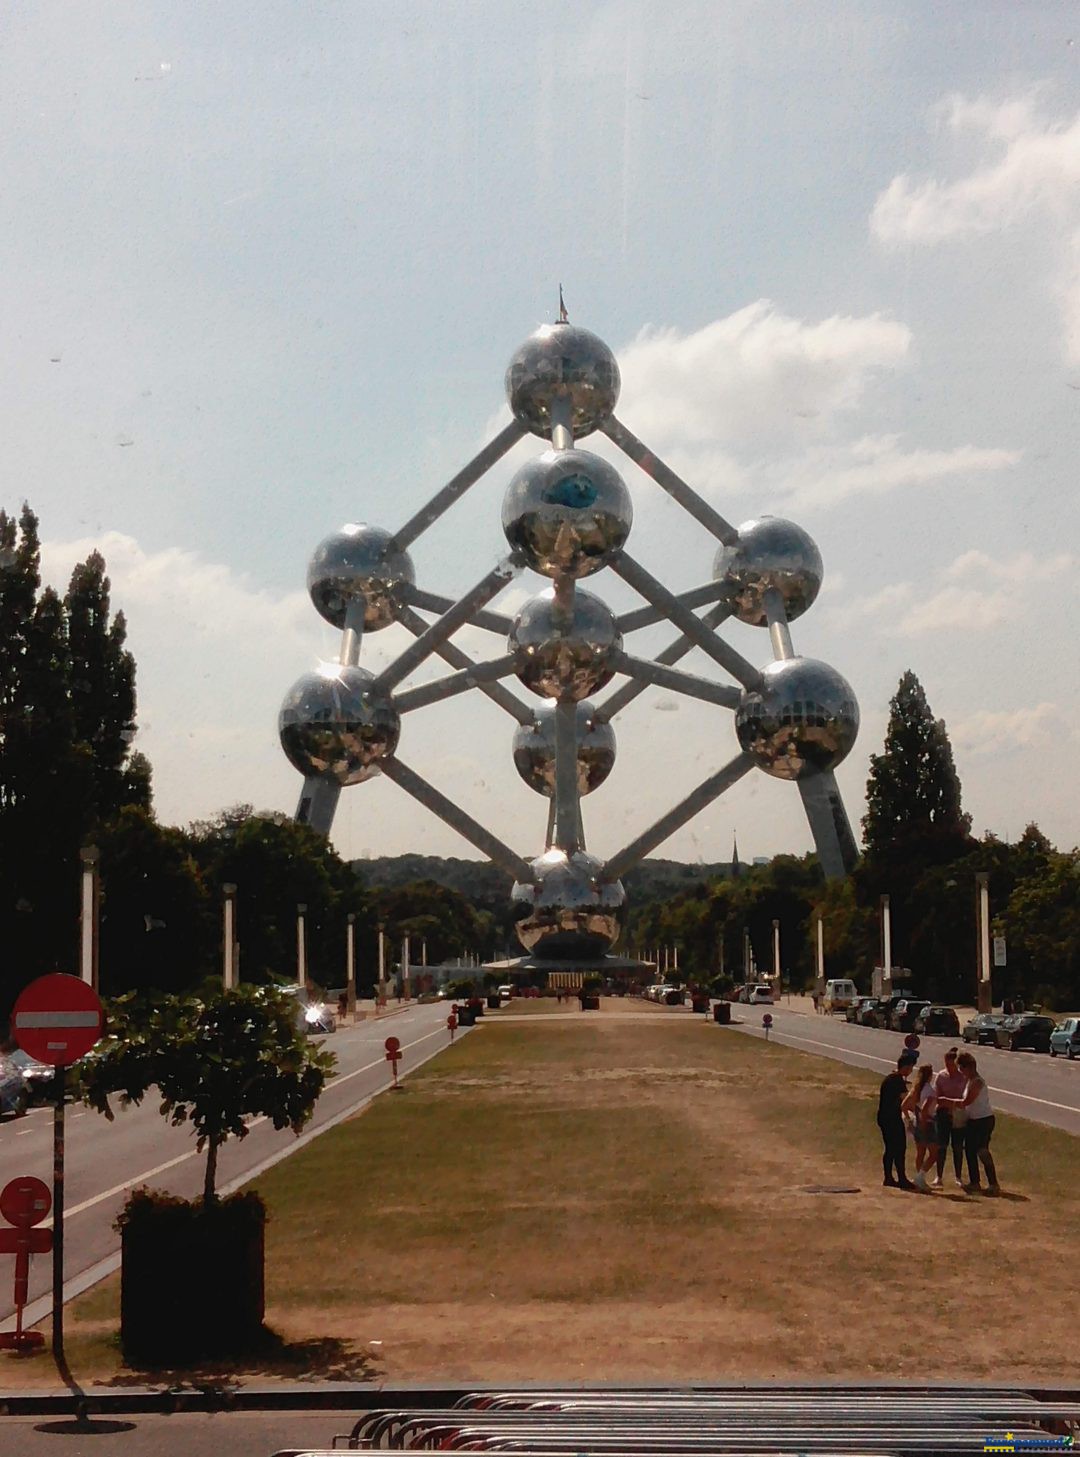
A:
932,1048,968,1187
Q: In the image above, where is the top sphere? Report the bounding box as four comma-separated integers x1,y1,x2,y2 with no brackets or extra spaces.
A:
713,517,823,626
505,323,620,439
307,524,415,631
502,448,632,578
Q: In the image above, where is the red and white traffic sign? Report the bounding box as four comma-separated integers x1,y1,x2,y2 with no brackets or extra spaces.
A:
0,1177,52,1352
384,1036,401,1056
0,1176,51,1230
12,974,104,1066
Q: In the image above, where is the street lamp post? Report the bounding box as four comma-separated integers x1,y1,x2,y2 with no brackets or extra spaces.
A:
975,872,992,1014
346,912,356,1021
222,883,238,990
377,922,386,1007
79,845,100,991
771,918,781,991
880,894,892,998
297,904,307,989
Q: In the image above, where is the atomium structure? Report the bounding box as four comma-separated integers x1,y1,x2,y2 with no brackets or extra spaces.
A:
279,310,860,967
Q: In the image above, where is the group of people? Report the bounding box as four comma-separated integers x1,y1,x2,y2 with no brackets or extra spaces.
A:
876,1046,1000,1194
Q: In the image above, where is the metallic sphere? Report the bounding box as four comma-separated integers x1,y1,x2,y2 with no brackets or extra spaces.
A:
508,588,622,701
713,517,823,626
279,665,400,786
511,848,626,958
735,657,859,781
502,448,632,579
512,700,616,797
505,323,621,439
307,524,415,631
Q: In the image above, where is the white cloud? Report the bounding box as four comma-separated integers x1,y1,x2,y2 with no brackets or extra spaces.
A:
894,584,1011,637
766,434,1018,511
945,548,1074,584
951,702,1058,756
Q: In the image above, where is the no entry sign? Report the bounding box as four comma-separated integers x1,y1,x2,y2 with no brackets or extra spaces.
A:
12,974,104,1066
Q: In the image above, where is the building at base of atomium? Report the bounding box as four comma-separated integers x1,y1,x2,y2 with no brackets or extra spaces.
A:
278,312,859,969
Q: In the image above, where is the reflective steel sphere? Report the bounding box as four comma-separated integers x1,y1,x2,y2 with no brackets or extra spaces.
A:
502,448,632,578
511,849,626,958
505,323,620,438
512,700,617,797
279,665,400,785
735,657,859,781
307,524,415,631
713,517,823,626
508,588,622,701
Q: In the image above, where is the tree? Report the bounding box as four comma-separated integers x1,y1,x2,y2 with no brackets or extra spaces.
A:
80,984,335,1206
862,670,970,856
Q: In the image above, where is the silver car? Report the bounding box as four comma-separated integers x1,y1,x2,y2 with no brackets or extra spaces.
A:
0,1057,29,1118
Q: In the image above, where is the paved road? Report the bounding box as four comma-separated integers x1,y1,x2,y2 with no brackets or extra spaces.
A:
728,1002,1080,1136
0,1408,355,1456
0,1001,459,1329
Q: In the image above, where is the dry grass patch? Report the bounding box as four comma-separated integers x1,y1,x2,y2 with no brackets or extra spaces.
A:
17,1014,1080,1388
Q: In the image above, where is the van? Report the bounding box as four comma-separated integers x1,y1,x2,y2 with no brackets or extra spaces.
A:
822,978,858,1014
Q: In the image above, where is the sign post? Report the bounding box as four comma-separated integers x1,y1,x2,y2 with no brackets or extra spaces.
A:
0,1177,53,1352
11,974,104,1366
762,1012,773,1040
384,1035,402,1089
447,1012,458,1043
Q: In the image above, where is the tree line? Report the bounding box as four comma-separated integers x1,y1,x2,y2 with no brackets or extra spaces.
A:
2,507,1077,1017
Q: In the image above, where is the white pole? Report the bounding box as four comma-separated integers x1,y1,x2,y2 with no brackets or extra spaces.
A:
223,883,237,990
772,919,781,986
977,873,992,1012
882,894,892,996
346,912,356,1020
816,915,825,984
297,904,307,988
403,933,411,1000
79,846,100,989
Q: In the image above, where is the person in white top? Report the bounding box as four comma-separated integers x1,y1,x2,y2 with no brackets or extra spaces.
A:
901,1062,938,1191
937,1051,999,1194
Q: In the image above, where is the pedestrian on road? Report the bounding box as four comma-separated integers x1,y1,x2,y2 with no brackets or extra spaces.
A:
902,1062,938,1191
932,1048,967,1187
877,1050,918,1189
938,1051,1000,1194
812,990,820,1014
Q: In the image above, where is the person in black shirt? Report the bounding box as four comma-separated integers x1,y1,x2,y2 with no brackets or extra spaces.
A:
878,1051,917,1189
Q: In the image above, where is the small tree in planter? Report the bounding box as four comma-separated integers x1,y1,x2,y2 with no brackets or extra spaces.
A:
80,983,334,1364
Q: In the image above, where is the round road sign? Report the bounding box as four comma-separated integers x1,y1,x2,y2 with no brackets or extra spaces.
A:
904,1033,920,1051
384,1036,401,1055
12,974,104,1066
0,1177,51,1229
762,1013,773,1027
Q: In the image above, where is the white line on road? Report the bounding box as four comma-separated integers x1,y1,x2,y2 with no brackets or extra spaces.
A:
745,1025,1080,1115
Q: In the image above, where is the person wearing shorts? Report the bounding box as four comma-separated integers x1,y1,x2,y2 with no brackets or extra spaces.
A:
902,1062,938,1191
932,1048,967,1186
937,1051,999,1194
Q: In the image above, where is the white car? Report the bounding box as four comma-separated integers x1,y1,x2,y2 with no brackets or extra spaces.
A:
747,985,774,1005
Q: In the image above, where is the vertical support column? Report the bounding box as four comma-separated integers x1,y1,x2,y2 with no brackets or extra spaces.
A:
976,872,992,1014
553,699,581,854
296,777,341,837
815,915,825,990
772,919,781,990
223,883,238,990
798,772,859,879
346,912,356,1021
550,395,574,452
881,894,892,999
762,586,795,662
79,845,100,991
340,598,366,668
402,934,411,1001
297,904,307,989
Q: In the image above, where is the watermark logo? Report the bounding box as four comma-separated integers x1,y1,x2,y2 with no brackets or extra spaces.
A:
983,1434,1074,1453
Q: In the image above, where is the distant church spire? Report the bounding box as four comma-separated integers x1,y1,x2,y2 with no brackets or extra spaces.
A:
731,832,742,879
557,284,569,323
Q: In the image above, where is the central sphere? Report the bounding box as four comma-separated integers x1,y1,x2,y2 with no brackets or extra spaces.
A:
502,448,632,578
307,524,414,631
735,657,858,781
508,588,622,701
511,849,626,959
279,665,400,786
713,517,823,626
512,700,616,797
505,323,620,439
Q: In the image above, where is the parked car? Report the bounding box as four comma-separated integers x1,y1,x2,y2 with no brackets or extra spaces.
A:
847,996,876,1024
0,1057,29,1118
913,1005,961,1038
857,997,884,1027
497,984,514,1001
889,999,931,1033
748,984,774,1005
1049,1017,1080,1059
5,1048,53,1102
869,992,914,1029
962,1013,1003,1045
729,984,746,1004
995,1013,1055,1053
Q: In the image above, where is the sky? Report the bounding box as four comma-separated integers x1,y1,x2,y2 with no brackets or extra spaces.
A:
4,1,1079,868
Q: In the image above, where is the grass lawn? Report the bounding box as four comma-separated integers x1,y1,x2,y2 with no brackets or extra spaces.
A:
12,1008,1080,1388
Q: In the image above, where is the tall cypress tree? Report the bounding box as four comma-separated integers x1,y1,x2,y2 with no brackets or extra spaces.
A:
862,670,970,856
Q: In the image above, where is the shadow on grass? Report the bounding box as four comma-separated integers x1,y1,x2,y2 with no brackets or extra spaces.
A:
94,1326,381,1387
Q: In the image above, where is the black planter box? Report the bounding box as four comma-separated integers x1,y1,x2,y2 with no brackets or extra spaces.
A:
486,994,501,1009
120,1193,265,1365
691,996,711,1014
580,994,600,1010
713,1001,732,1024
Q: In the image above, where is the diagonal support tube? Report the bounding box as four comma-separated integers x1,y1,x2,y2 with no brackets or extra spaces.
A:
609,651,742,709
616,580,728,634
594,603,732,724
379,756,534,883
553,698,581,853
375,559,520,693
613,554,762,689
602,415,739,545
393,654,519,715
391,419,526,551
600,750,756,883
798,771,860,879
402,585,513,636
395,605,534,725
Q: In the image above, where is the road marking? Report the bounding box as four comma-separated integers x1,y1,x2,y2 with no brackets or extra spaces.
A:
744,1024,1080,1116
16,1129,33,1137
36,1019,448,1228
